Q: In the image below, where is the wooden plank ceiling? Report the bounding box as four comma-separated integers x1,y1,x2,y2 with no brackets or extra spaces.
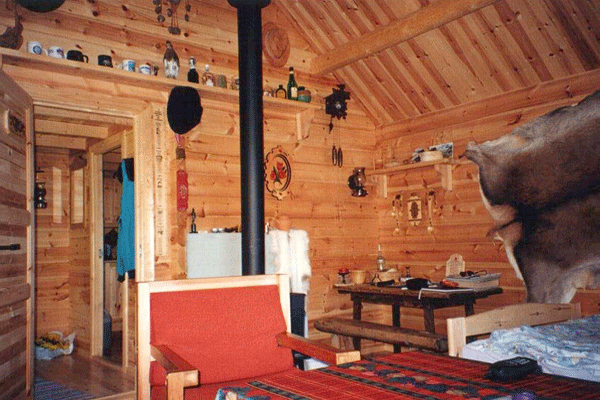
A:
275,0,600,127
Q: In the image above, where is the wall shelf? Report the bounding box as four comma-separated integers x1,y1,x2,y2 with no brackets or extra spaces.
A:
370,159,456,197
0,48,321,139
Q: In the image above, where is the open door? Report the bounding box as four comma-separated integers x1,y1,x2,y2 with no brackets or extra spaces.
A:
0,66,35,398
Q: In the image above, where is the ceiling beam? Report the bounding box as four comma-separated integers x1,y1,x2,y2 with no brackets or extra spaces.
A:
34,119,109,139
34,105,134,127
310,0,500,76
35,134,87,150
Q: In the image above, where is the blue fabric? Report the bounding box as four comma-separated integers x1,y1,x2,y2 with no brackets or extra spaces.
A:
117,160,135,279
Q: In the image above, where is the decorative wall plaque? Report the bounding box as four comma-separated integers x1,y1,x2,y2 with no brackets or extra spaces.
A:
264,146,291,200
407,193,422,226
262,22,290,68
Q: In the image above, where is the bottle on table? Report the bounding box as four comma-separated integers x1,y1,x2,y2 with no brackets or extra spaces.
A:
376,244,386,272
287,66,298,100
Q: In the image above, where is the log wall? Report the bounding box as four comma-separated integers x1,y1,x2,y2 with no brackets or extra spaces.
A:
375,70,600,338
34,150,70,337
2,0,599,361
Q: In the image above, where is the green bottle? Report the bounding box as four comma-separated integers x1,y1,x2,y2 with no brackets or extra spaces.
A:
287,66,298,100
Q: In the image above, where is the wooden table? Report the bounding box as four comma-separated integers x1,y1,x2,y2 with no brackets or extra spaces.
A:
336,284,502,351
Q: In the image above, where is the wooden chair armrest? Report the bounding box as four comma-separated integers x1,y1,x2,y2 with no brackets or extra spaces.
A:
276,332,360,365
151,344,199,400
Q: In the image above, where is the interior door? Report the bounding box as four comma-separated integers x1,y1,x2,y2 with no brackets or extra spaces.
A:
0,68,35,399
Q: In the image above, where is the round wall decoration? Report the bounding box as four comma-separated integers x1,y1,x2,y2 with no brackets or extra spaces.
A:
262,22,290,68
264,146,292,200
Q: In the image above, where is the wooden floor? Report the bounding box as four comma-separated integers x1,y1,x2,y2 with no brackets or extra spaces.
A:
35,350,135,399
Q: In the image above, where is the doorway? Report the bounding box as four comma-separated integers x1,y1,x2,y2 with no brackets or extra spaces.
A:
32,109,137,397
89,129,133,372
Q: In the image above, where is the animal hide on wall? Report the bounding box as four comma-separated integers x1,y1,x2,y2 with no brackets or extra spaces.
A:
465,90,600,303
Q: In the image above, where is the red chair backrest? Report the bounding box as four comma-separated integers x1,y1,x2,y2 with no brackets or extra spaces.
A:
150,284,294,384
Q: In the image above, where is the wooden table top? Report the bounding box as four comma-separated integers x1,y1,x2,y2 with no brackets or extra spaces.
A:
335,283,502,300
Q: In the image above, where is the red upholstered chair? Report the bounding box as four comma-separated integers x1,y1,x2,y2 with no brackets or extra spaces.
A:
137,274,359,400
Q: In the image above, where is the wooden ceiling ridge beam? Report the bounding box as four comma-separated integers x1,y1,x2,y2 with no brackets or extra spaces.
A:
310,0,501,76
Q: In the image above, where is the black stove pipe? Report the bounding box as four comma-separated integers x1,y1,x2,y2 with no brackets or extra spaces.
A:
228,0,271,276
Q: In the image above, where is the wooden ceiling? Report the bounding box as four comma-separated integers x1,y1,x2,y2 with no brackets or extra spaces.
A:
275,0,600,127
4,0,600,137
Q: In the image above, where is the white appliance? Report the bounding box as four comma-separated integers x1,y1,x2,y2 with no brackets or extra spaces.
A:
186,232,274,278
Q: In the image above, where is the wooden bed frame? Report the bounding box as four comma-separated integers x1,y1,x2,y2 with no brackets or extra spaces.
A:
447,303,581,357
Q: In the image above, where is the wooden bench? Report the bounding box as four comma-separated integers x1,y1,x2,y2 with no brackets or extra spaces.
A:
315,318,448,353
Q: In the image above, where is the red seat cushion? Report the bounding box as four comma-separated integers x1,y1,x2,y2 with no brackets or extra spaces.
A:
150,285,294,385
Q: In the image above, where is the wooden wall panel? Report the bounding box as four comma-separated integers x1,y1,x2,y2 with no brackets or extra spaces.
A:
376,75,600,338
160,100,381,351
34,151,70,337
69,226,91,354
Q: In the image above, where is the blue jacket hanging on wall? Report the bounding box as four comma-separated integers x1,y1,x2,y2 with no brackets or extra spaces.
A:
117,158,135,281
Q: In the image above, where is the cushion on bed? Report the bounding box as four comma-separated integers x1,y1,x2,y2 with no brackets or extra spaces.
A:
149,285,294,385
462,314,600,382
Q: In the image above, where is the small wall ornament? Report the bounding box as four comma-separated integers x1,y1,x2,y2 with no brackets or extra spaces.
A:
407,193,422,226
264,146,291,200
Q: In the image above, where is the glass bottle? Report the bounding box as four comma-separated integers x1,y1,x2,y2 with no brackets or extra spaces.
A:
275,84,287,99
376,244,386,271
187,57,199,83
201,64,214,86
287,66,298,100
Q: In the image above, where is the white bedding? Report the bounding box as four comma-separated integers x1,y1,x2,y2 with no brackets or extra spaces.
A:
461,314,600,382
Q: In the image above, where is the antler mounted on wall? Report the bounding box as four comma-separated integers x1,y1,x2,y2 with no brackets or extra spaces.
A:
153,0,192,35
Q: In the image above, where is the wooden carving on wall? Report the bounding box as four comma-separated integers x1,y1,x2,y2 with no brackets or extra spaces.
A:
262,22,290,67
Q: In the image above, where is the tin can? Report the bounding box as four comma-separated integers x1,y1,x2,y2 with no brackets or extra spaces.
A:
216,74,227,88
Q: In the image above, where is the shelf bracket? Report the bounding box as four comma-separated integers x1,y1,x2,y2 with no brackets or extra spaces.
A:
296,108,315,141
434,163,452,191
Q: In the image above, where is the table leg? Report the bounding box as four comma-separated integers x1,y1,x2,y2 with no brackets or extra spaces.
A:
423,304,435,333
464,300,475,316
392,303,401,353
352,299,362,351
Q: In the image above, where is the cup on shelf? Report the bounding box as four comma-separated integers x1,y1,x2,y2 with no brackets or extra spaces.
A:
66,50,88,63
118,59,136,72
47,46,65,59
138,63,151,75
97,54,113,67
27,41,45,55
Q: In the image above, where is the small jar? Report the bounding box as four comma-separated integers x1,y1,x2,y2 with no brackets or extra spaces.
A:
297,86,311,103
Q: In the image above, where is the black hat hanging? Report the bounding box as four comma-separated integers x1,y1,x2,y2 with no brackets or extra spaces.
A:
17,0,65,13
167,86,203,135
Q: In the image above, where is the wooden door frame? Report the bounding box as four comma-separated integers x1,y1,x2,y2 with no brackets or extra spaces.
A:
88,105,158,376
89,133,127,363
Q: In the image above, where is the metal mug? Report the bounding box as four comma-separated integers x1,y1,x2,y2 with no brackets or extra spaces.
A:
66,50,88,63
98,54,113,67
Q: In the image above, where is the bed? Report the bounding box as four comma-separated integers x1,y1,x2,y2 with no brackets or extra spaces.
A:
447,303,600,382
